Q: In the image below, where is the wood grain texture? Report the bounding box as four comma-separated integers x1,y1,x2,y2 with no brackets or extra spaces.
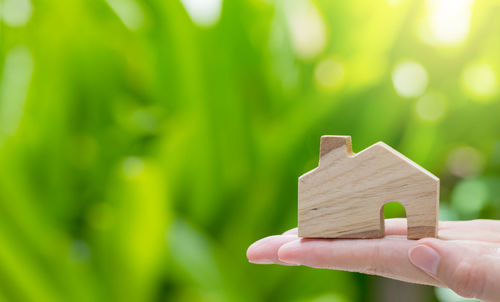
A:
298,135,439,239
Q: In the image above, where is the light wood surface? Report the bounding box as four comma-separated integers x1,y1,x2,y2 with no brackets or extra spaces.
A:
298,136,439,239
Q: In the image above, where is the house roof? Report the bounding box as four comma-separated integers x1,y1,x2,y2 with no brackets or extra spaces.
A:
355,141,439,182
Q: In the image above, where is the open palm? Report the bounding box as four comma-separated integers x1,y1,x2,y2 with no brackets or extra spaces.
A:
247,219,500,302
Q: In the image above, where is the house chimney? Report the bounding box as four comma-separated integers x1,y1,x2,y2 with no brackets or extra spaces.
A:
319,136,353,164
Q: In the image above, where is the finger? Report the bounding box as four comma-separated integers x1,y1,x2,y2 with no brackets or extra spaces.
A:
384,218,407,235
380,219,500,241
281,219,408,237
409,238,500,300
438,220,500,242
384,219,500,239
280,219,500,240
277,236,441,286
247,235,299,265
384,219,500,241
275,219,500,241
283,228,297,235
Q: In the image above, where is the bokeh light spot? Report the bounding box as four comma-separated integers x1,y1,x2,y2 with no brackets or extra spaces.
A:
303,293,349,302
438,203,459,221
392,61,428,98
106,0,144,30
180,0,223,28
419,0,473,47
415,92,446,121
0,45,33,141
285,0,326,60
122,157,145,179
451,178,489,217
435,287,474,302
447,146,484,178
314,59,344,91
462,63,498,101
0,0,32,27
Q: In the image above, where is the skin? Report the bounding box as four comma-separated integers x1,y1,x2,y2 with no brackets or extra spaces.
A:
246,219,500,302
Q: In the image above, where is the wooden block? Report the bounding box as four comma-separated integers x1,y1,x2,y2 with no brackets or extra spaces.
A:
298,135,439,239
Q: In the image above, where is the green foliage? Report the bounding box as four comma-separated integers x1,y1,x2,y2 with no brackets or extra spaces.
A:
1,0,500,301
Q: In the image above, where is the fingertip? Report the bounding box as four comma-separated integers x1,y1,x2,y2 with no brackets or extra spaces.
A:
246,243,256,261
246,236,274,262
247,235,300,265
246,238,262,257
277,239,302,265
408,244,440,276
282,228,298,235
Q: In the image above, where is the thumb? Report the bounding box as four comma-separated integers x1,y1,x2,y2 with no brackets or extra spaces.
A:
408,238,500,301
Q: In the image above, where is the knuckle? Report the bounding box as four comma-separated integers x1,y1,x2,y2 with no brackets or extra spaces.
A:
364,240,387,275
449,259,486,299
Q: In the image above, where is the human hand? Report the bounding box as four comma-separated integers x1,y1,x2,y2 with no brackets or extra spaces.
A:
246,219,500,301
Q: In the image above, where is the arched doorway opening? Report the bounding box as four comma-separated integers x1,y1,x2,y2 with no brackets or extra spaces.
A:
380,201,407,236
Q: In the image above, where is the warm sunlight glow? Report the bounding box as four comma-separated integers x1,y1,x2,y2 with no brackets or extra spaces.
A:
419,0,474,47
386,0,404,7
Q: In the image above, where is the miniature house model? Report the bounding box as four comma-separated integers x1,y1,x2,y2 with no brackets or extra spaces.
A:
298,136,439,239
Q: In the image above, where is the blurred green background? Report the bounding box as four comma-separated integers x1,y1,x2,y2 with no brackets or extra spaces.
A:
1,0,500,301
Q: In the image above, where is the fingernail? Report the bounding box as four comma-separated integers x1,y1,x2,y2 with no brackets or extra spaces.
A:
279,259,301,266
249,259,275,264
409,245,440,275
